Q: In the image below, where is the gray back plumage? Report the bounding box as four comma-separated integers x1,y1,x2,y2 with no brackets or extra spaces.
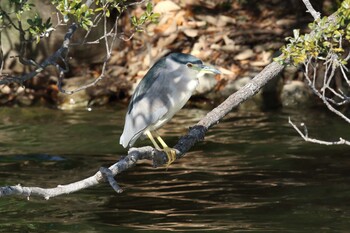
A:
128,53,202,114
127,57,166,114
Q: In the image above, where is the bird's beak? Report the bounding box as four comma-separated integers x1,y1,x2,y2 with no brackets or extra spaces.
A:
198,64,221,74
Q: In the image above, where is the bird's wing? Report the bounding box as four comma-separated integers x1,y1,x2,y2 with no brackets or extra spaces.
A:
121,58,173,147
127,57,167,114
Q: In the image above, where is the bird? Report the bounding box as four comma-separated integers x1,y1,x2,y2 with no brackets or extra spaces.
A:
120,52,221,167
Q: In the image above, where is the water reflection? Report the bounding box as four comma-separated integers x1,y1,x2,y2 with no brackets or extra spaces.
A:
1,107,350,232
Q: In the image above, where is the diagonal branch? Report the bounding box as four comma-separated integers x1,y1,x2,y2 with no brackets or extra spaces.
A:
0,23,78,85
0,61,284,199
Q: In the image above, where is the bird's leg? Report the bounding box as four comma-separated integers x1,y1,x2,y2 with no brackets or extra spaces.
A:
154,131,176,167
145,130,161,150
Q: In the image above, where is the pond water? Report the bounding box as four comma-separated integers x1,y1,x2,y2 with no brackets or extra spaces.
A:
0,106,350,232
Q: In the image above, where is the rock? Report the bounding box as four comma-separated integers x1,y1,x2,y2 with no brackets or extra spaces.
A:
0,85,11,95
17,94,34,106
280,80,311,107
89,96,110,106
262,75,283,109
57,77,91,110
233,77,251,90
283,65,299,79
16,86,25,94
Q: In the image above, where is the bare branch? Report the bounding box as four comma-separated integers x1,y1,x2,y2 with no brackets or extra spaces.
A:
0,61,285,199
57,3,127,94
0,146,157,198
288,117,350,145
304,55,350,124
0,23,78,85
99,167,123,193
302,0,321,20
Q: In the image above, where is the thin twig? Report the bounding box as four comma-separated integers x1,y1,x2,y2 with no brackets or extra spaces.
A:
289,117,350,145
302,0,321,20
57,3,127,94
304,56,350,124
0,23,78,85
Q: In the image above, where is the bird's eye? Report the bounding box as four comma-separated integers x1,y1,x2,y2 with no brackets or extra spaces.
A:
186,63,193,68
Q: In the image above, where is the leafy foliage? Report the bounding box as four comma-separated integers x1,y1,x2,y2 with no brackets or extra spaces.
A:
27,14,53,43
0,0,159,43
52,0,159,31
52,0,94,30
131,2,160,32
276,0,350,66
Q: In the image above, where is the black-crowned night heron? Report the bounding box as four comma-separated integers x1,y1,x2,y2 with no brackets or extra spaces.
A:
120,53,220,166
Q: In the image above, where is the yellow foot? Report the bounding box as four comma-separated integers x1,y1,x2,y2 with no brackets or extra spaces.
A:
163,147,176,168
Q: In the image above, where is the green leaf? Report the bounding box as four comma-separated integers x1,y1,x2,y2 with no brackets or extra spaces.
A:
146,2,152,13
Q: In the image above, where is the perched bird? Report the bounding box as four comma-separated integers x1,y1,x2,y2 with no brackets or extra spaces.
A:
120,53,221,166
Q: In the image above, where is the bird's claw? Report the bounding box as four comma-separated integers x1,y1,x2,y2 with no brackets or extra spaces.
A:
163,147,176,168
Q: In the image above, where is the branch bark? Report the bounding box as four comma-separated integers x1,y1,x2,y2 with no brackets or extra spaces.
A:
0,23,78,85
302,0,321,20
0,61,284,199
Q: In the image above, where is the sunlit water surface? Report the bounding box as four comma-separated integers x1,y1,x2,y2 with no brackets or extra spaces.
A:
0,106,350,232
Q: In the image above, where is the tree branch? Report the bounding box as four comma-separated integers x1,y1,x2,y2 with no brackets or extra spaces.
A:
303,56,350,124
0,146,156,199
0,23,78,85
288,117,350,145
174,61,284,158
0,1,138,94
302,0,321,20
0,61,284,199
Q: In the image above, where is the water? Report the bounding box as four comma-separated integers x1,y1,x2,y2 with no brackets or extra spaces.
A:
0,106,350,232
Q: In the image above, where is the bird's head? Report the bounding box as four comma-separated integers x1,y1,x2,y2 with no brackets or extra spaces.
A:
168,53,221,78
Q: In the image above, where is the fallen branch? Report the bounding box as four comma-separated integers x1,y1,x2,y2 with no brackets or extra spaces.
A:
0,61,284,199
